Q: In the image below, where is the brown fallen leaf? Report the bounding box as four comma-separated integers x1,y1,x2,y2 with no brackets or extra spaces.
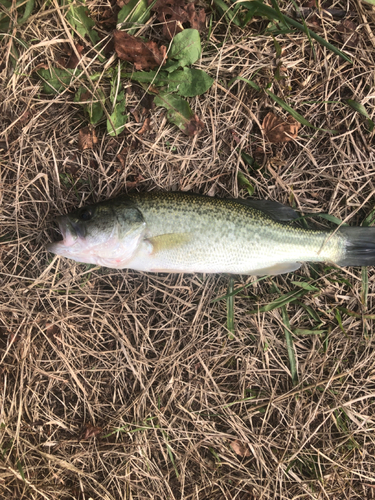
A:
131,108,141,123
78,126,98,151
185,114,205,137
125,174,144,188
337,20,358,49
262,112,300,143
79,423,102,441
19,110,30,125
230,439,251,457
117,147,129,169
138,117,152,135
150,0,206,40
186,3,206,31
66,43,84,69
113,30,167,71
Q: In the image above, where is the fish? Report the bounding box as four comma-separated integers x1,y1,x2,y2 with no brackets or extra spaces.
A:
47,191,375,275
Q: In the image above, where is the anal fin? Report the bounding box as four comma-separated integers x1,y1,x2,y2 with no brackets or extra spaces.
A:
248,262,301,276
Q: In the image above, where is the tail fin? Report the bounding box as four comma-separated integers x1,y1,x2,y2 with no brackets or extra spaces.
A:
337,227,375,267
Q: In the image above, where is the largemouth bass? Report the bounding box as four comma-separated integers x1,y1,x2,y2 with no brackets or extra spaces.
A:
47,192,375,275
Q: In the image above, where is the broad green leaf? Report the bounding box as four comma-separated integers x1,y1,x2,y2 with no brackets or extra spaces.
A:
237,172,254,196
66,4,99,46
154,93,200,135
74,87,105,124
347,99,374,131
38,67,83,94
18,0,35,25
0,0,34,27
164,29,201,72
107,91,127,136
165,68,213,96
124,68,213,97
117,0,150,33
240,151,262,170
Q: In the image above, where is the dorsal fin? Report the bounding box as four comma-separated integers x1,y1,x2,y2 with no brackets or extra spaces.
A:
235,198,299,221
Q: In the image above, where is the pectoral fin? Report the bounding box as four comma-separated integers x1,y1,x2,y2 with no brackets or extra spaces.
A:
147,233,191,255
249,262,301,276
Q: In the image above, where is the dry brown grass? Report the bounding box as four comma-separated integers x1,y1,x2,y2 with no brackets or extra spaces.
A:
1,0,375,499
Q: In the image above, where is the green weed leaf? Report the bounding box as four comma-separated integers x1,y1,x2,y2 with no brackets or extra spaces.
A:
74,87,105,124
124,68,213,96
154,93,204,136
107,91,127,136
165,29,201,72
66,3,99,46
38,67,82,94
117,0,150,34
237,172,255,196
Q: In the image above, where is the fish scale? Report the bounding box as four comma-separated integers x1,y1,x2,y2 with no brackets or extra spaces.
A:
45,191,375,276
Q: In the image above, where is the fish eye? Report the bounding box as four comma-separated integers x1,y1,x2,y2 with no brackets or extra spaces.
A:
79,209,93,221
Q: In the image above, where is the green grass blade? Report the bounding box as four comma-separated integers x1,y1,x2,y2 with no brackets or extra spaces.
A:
227,277,235,339
212,275,268,302
347,99,374,131
281,306,298,386
248,288,308,314
265,89,315,128
293,328,325,336
212,0,242,26
306,213,348,226
362,267,369,307
238,1,352,63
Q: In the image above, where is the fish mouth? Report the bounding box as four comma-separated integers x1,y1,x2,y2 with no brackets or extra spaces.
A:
46,216,78,251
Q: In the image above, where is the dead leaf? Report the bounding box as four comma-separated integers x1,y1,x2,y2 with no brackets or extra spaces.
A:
185,114,205,136
131,108,141,123
140,93,155,111
337,20,359,49
46,323,59,337
186,3,206,31
150,0,206,40
125,174,144,188
262,112,300,143
117,147,129,169
138,117,152,135
113,30,167,70
79,423,102,441
230,439,251,457
66,43,84,69
78,126,98,150
231,129,241,145
65,163,80,177
19,110,30,125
